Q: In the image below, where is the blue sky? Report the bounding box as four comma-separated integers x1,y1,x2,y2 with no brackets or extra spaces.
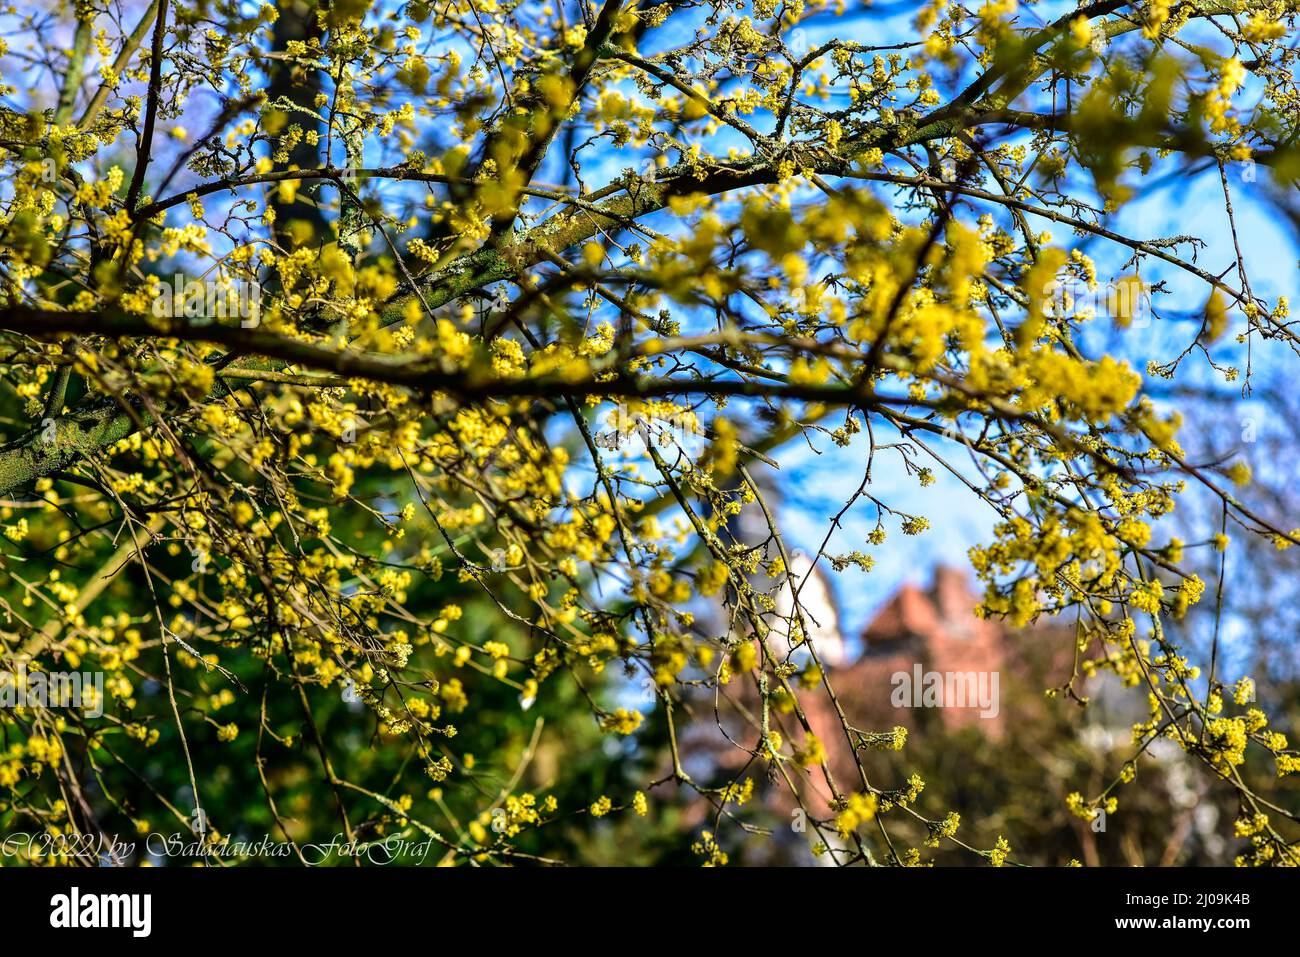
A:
555,2,1300,644
780,164,1298,642
573,2,1300,640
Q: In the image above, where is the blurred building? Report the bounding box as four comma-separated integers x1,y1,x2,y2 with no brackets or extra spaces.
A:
681,566,1022,808
671,559,1250,864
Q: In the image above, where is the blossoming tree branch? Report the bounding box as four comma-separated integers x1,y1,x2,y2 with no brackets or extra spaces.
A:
0,0,1296,865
